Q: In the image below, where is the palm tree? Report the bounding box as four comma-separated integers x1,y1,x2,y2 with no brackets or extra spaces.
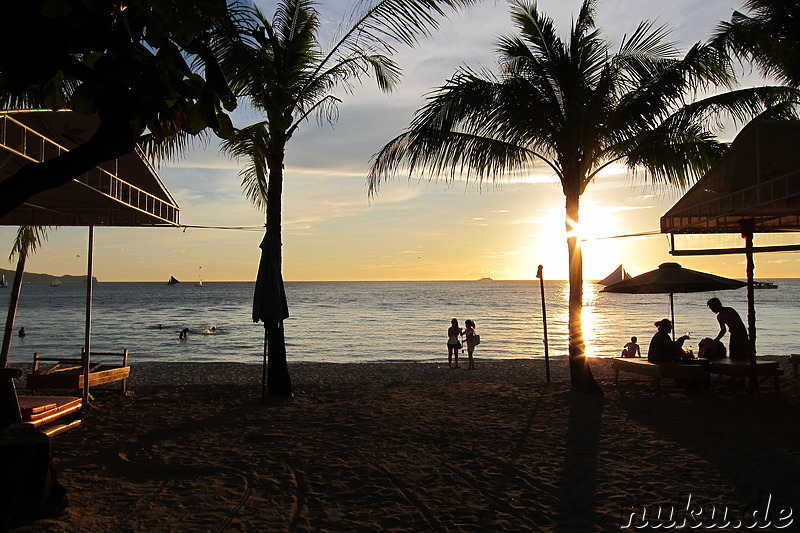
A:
713,0,800,87
368,0,798,394
1,226,50,367
216,0,476,397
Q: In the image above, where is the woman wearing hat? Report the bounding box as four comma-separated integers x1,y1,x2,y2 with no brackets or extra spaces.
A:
647,319,690,363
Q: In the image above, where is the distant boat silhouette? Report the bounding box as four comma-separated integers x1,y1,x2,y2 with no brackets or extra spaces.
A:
597,265,632,286
753,280,778,289
0,274,6,288
195,266,203,287
477,277,493,281
51,278,62,287
168,276,180,285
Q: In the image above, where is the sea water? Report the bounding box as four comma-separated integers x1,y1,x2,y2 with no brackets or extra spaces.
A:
1,280,798,365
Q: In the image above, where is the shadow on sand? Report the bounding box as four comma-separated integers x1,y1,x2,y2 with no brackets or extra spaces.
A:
555,391,611,531
618,390,800,526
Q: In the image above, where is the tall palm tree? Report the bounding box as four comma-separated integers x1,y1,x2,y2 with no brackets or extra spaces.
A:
713,0,800,87
1,226,50,367
216,0,476,397
368,0,798,394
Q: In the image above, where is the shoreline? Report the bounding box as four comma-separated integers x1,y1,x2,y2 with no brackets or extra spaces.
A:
122,355,793,386
12,357,800,532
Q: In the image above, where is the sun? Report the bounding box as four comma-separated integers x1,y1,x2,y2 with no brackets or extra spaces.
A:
530,203,623,279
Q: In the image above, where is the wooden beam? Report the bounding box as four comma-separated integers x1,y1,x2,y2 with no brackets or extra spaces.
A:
670,244,800,256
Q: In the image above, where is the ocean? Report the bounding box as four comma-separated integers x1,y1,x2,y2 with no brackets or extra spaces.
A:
2,279,798,365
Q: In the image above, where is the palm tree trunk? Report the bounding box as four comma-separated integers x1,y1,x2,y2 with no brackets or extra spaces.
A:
565,193,603,395
266,320,291,396
1,254,27,367
264,151,292,398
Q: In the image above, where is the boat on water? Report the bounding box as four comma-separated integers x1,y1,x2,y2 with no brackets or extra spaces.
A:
168,276,180,285
753,280,778,289
195,267,203,287
51,278,62,287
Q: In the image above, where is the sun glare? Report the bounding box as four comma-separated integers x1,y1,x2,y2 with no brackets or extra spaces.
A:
530,204,622,279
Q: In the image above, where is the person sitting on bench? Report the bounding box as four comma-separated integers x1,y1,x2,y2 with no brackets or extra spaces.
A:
647,319,690,363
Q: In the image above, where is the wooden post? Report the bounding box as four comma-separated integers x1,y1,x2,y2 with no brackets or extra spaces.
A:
739,219,757,395
82,226,94,405
536,265,550,383
121,349,129,394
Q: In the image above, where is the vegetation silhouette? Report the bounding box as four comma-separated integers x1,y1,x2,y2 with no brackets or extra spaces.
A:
214,0,477,397
369,0,799,394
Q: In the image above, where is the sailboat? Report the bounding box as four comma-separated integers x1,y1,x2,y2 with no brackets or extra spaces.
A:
195,267,203,287
51,277,62,287
167,276,180,285
0,274,6,288
597,265,632,286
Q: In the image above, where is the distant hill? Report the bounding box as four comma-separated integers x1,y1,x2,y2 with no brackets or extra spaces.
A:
0,268,98,285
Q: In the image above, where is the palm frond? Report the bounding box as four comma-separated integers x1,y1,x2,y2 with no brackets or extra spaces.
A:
10,226,51,262
139,130,209,165
220,123,272,209
712,0,800,87
314,0,477,94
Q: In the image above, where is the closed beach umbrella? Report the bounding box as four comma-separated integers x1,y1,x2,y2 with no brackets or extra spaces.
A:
601,262,745,335
252,234,289,324
253,233,290,401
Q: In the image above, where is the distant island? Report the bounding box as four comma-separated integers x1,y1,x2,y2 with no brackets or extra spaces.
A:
0,267,98,285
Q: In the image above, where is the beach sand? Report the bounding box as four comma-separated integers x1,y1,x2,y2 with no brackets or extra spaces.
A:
10,357,800,532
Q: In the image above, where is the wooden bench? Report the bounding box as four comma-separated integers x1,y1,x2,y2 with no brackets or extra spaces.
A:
27,349,130,398
611,358,707,394
791,354,800,379
707,359,783,392
2,368,82,437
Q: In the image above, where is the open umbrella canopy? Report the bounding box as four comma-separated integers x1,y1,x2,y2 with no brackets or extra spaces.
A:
600,262,746,295
601,262,746,337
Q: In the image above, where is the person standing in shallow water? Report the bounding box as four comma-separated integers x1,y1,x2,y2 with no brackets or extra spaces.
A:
447,318,463,368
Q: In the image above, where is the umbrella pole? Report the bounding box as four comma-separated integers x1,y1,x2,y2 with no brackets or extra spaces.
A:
670,292,675,341
82,225,94,405
261,325,267,404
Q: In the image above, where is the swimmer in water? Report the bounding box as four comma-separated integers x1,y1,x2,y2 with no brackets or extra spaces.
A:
179,328,189,339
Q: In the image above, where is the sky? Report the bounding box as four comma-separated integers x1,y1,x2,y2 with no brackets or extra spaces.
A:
2,0,799,282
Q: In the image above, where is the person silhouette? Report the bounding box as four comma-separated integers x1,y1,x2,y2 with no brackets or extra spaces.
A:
464,319,479,369
447,318,463,368
620,336,640,358
647,319,689,363
707,297,749,361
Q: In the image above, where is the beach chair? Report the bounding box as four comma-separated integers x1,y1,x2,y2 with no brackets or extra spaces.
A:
1,368,83,437
27,348,130,401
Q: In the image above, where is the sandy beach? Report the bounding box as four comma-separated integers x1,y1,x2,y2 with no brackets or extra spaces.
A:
9,357,800,532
